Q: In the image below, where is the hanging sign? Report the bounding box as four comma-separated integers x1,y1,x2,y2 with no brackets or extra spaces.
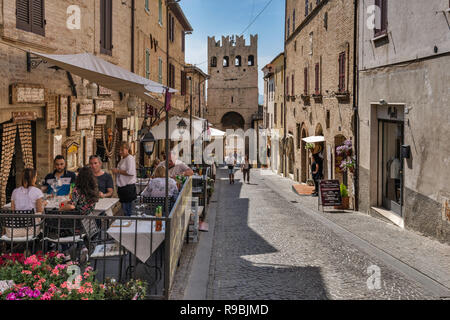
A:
46,94,58,129
98,86,113,96
12,111,37,124
94,125,103,139
59,96,68,129
77,115,92,130
79,99,94,115
96,115,107,125
95,100,114,113
53,135,63,160
68,97,78,136
10,84,45,104
84,134,94,165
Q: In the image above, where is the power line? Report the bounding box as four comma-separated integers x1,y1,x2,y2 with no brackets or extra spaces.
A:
240,0,275,36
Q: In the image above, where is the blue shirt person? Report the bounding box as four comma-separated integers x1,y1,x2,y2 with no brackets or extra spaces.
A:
42,155,76,196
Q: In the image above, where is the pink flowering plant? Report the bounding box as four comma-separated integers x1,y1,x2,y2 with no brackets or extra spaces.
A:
0,252,147,300
336,140,355,172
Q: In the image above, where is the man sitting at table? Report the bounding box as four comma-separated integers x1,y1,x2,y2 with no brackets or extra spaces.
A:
89,155,114,198
157,152,193,178
42,155,76,196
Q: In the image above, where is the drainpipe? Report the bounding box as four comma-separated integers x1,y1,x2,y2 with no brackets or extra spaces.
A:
353,0,359,211
131,0,135,72
283,0,287,178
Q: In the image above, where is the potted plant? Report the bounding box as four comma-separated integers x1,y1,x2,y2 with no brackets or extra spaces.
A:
305,143,315,151
335,183,350,210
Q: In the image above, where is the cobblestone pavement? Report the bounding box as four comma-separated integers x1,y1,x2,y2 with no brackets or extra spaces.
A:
205,167,449,300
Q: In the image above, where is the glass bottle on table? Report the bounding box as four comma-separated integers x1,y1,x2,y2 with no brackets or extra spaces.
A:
155,206,163,232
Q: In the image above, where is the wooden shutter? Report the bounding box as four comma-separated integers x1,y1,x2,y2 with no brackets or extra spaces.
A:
100,0,112,55
291,74,295,96
182,32,185,52
145,49,150,79
158,58,163,83
286,76,289,96
304,68,308,95
17,0,31,32
315,63,320,94
171,16,175,42
181,71,186,95
31,0,45,36
339,52,345,92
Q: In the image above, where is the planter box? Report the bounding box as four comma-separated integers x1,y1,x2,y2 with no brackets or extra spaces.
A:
334,196,349,210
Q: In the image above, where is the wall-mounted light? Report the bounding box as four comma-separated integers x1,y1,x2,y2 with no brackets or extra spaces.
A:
88,82,98,99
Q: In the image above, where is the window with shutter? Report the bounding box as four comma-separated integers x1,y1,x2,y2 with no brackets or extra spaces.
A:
182,32,185,52
16,0,32,32
304,68,308,95
305,0,309,16
293,9,296,30
375,0,388,37
291,74,295,96
315,63,320,94
145,0,149,12
338,52,345,92
181,71,186,96
287,18,290,37
100,0,113,55
158,58,163,84
17,0,45,36
158,0,163,25
145,49,150,79
286,77,289,96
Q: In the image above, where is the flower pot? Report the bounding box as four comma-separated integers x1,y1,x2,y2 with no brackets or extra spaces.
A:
335,196,349,210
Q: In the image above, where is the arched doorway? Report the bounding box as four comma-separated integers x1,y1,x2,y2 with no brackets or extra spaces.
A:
334,134,348,186
301,125,308,182
221,112,245,130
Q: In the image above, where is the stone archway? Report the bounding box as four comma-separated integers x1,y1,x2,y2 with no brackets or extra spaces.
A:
221,112,245,130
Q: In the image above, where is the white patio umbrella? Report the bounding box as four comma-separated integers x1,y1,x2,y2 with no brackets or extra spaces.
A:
302,136,325,143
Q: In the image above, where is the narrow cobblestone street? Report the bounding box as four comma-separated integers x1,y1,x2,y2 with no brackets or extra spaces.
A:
183,167,450,300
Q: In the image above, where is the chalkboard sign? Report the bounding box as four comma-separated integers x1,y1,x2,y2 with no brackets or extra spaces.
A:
319,180,342,209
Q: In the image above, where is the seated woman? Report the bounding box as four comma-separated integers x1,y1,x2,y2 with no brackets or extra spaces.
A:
142,166,178,198
8,168,45,238
61,166,99,215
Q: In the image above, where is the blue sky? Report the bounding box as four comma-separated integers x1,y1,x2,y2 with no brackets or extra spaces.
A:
181,0,285,99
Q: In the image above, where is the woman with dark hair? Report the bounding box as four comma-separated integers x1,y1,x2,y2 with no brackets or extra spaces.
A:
7,168,45,238
61,166,99,215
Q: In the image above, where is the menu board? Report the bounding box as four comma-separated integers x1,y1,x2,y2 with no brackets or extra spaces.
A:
79,100,94,114
10,84,45,104
319,180,342,207
77,115,92,130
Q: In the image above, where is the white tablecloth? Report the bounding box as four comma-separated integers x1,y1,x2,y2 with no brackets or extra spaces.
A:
4,198,120,217
107,219,165,263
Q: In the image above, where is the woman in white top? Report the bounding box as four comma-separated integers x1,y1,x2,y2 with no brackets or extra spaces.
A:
112,142,137,216
8,168,45,238
142,166,178,198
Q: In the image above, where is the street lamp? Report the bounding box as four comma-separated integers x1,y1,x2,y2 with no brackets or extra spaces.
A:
140,130,156,156
177,118,187,136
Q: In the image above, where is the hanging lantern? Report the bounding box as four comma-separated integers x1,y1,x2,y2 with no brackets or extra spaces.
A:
87,82,98,99
128,95,139,111
140,130,156,156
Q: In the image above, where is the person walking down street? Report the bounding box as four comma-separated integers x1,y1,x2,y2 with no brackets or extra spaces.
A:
242,155,251,184
225,153,236,184
112,142,137,217
42,155,76,197
89,155,114,198
311,154,320,197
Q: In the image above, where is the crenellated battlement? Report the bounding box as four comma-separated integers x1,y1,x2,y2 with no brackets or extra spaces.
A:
208,34,258,49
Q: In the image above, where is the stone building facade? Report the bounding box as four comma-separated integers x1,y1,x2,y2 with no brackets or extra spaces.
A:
207,35,259,132
285,0,355,205
262,52,285,175
357,0,450,243
184,64,208,119
0,0,193,205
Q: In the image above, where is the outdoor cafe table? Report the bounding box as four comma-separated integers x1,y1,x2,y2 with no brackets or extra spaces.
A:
3,197,120,217
106,219,165,263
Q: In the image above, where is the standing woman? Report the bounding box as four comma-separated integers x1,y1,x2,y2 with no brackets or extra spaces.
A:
112,142,137,216
242,155,251,184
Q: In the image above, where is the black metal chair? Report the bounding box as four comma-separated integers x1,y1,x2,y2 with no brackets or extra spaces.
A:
140,196,176,216
0,209,40,255
43,209,99,260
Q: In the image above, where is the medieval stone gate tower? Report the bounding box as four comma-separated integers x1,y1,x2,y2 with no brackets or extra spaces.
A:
207,35,258,132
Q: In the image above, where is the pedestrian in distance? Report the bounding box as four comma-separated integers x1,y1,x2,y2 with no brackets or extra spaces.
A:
241,155,251,184
311,154,320,197
225,152,236,184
